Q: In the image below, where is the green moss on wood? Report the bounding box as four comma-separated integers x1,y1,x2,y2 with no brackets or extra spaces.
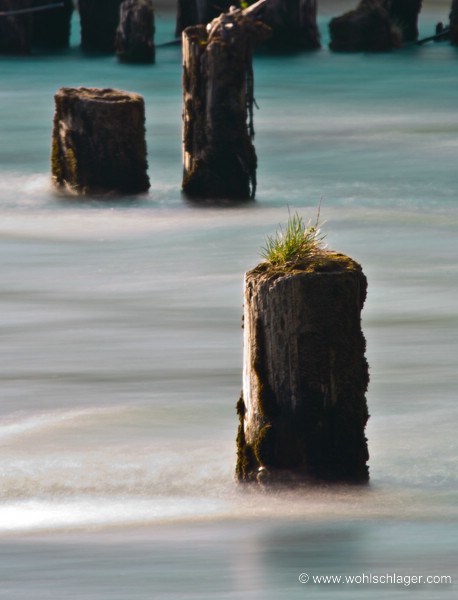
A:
254,250,363,277
51,133,62,184
235,392,257,482
253,423,276,466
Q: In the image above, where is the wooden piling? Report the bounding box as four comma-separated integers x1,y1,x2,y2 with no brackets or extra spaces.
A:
32,0,74,49
78,0,122,53
261,0,320,51
51,87,150,194
329,0,402,52
0,0,33,55
390,0,423,43
450,0,458,45
181,4,270,200
115,0,155,63
236,251,370,484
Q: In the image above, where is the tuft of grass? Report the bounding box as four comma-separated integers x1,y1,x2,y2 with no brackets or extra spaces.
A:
261,209,327,268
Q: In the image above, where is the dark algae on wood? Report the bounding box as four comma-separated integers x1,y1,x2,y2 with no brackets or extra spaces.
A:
51,87,150,195
236,216,370,485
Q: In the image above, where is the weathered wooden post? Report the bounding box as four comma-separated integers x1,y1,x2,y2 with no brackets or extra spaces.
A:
32,0,74,49
79,0,122,52
450,0,458,45
390,0,422,43
51,87,150,194
236,215,370,484
261,0,320,51
115,0,155,63
329,0,402,52
0,0,33,54
182,2,270,200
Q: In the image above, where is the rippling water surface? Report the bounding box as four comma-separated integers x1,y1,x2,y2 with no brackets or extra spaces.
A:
0,6,457,599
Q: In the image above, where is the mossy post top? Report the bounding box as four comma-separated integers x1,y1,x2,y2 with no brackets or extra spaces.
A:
249,249,365,279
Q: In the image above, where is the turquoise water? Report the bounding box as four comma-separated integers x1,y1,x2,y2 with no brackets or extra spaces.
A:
0,8,457,600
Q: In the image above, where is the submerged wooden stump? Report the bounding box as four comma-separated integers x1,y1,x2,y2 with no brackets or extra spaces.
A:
0,0,33,54
52,87,150,194
236,252,370,484
115,0,155,63
329,0,402,52
182,3,270,199
32,0,74,49
79,0,122,52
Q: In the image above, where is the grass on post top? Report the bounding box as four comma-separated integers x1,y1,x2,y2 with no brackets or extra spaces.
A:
261,210,327,269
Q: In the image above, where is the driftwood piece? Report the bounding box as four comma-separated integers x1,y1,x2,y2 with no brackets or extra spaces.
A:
79,0,122,53
0,0,33,54
182,4,270,199
32,0,73,49
236,252,370,484
52,87,150,194
329,0,402,52
115,0,155,63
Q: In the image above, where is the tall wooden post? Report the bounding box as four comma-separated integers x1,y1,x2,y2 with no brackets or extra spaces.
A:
182,3,270,200
115,0,155,63
32,0,74,49
51,87,150,194
236,252,370,484
79,0,122,53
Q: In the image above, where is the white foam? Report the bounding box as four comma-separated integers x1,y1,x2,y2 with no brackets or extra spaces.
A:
0,496,228,533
